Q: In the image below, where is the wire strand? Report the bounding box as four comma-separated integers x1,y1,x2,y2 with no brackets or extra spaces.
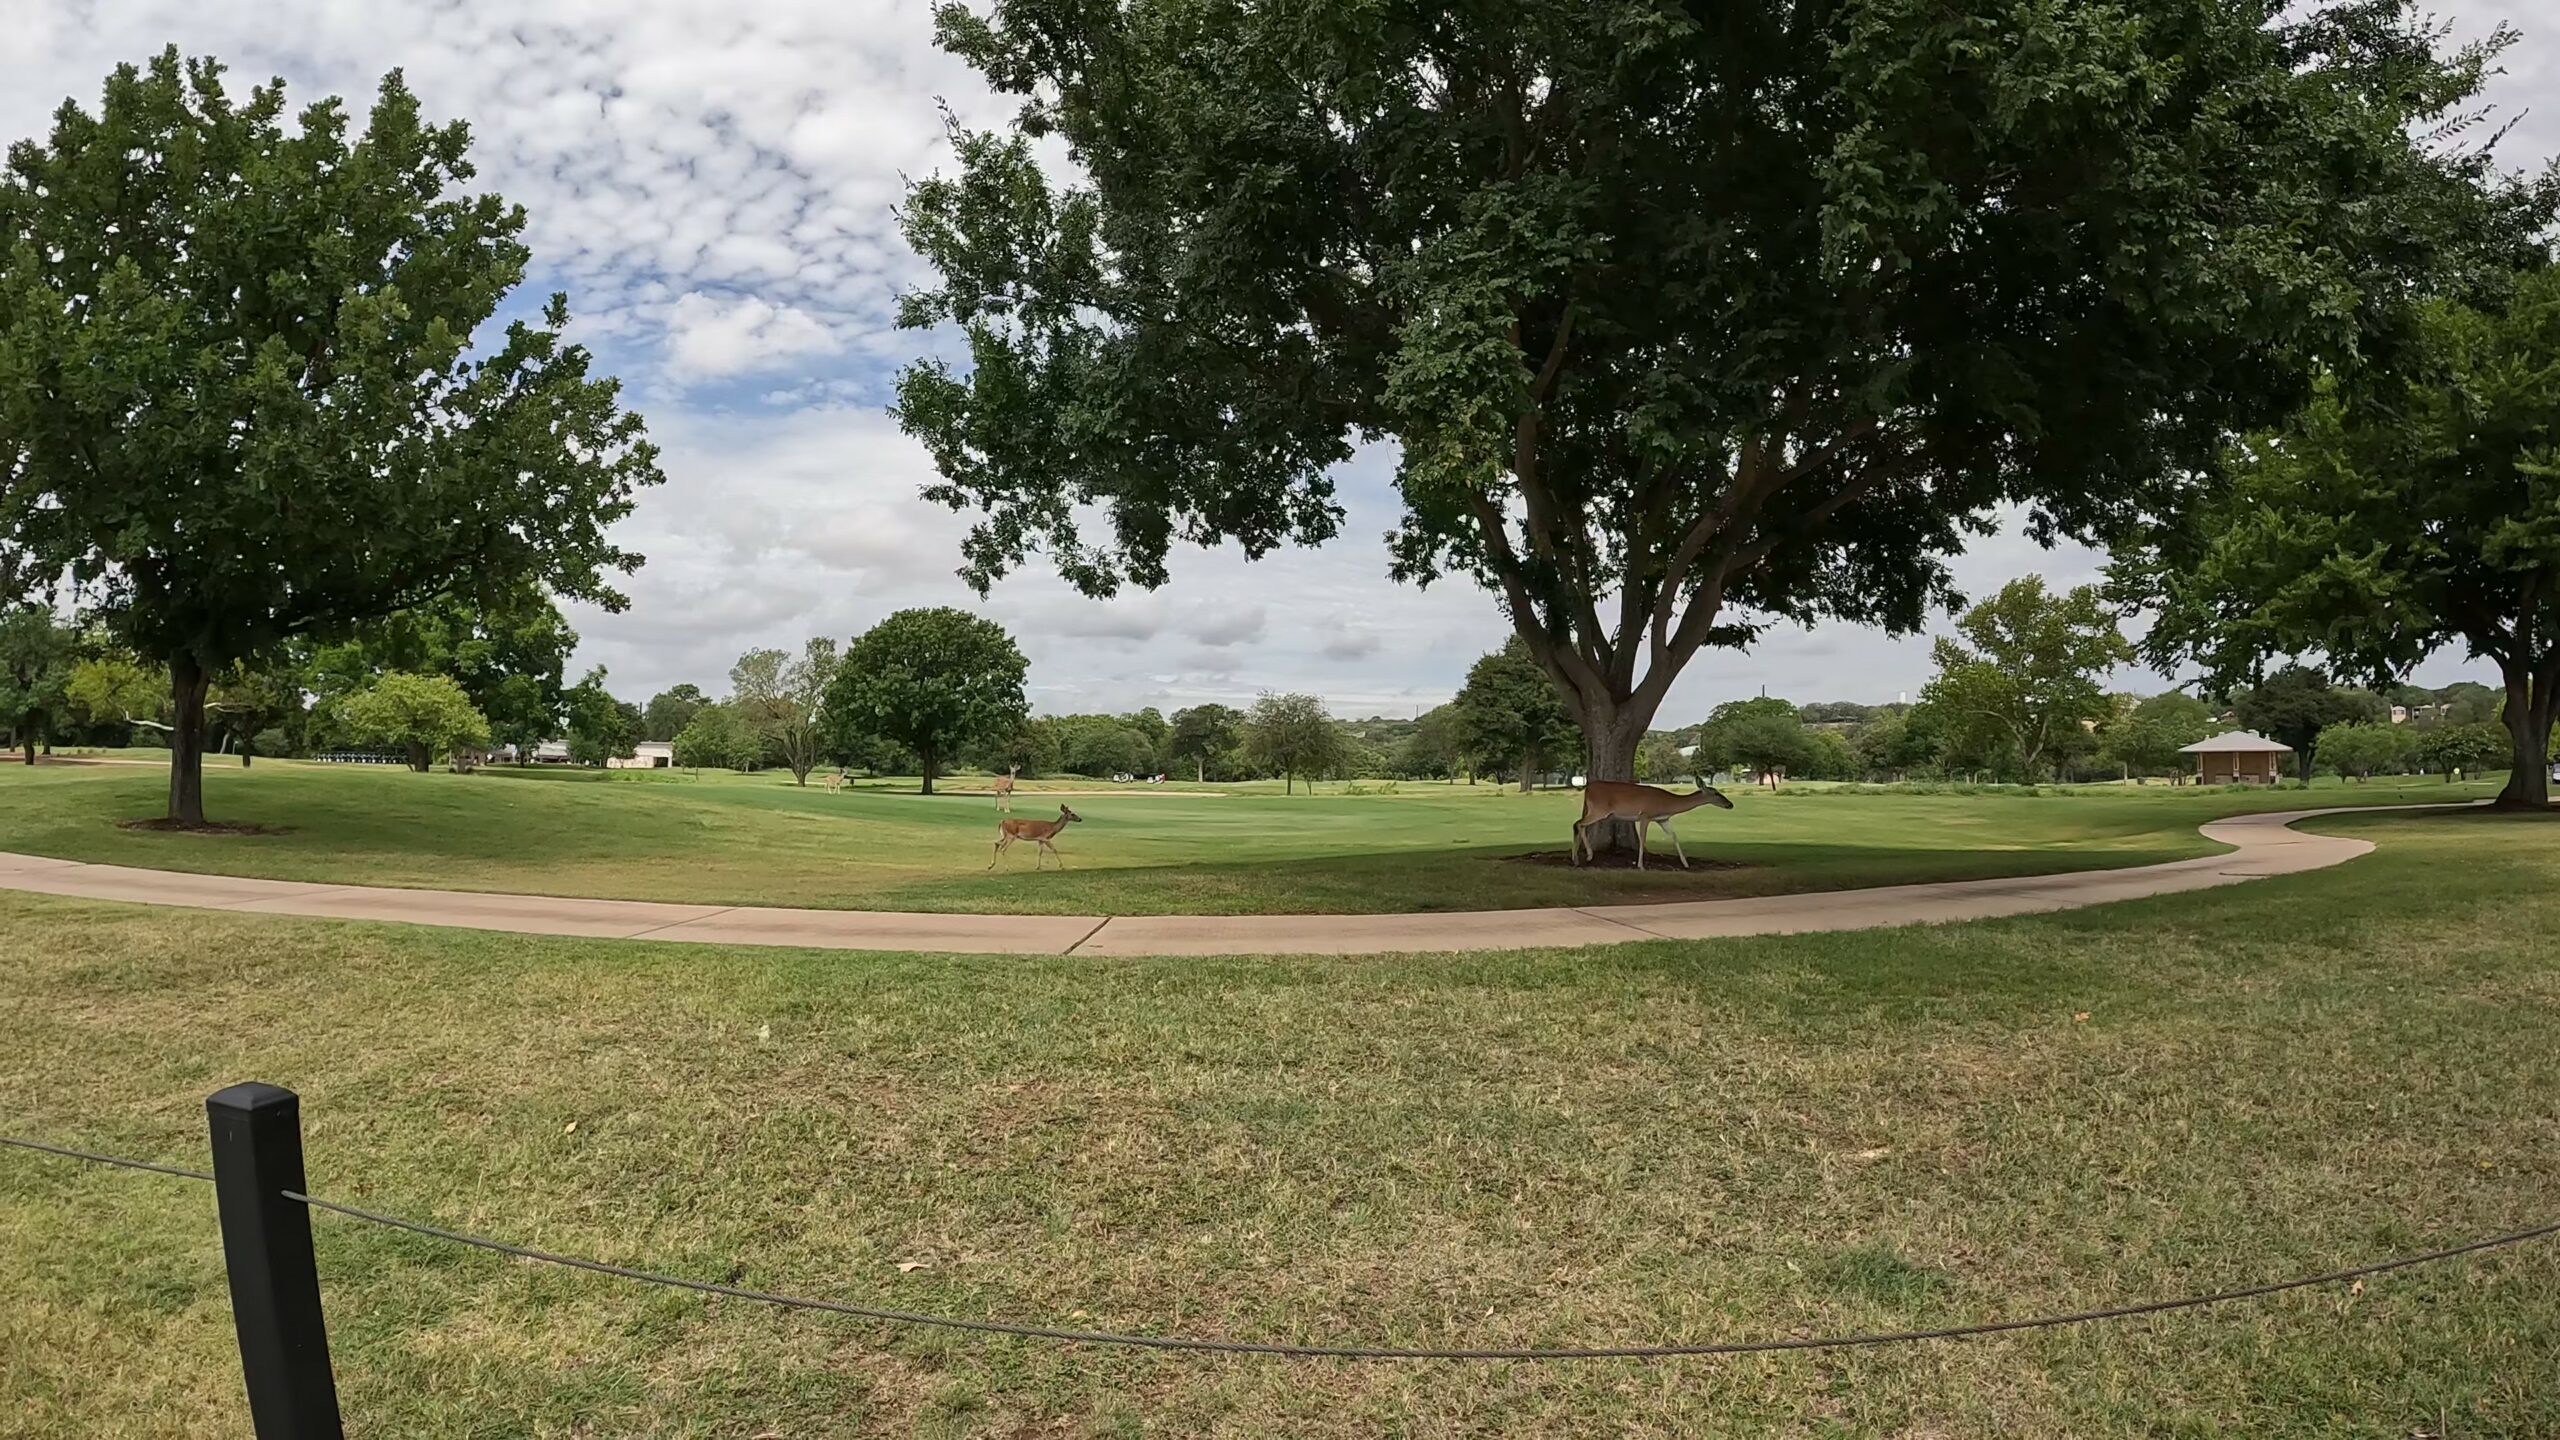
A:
284,1189,2560,1362
10,1131,2552,1362
0,1133,214,1183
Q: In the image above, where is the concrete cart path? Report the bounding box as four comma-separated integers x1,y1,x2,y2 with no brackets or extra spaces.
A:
0,805,2441,957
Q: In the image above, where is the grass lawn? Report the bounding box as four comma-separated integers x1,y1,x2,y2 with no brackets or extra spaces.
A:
3,805,2557,1435
0,757,2500,915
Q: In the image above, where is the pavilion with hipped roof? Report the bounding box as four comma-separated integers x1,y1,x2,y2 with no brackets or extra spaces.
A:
2180,731,2293,785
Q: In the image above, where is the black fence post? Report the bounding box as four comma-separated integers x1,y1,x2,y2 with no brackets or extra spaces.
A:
207,1083,345,1440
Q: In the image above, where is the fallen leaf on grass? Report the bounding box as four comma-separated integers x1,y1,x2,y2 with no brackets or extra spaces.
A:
563,1121,577,1134
896,1259,932,1273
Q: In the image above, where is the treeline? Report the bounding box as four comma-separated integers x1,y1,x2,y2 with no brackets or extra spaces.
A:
0,585,633,771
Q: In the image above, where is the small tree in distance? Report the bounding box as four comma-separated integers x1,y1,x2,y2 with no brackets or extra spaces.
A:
2099,691,2217,783
1243,693,1345,795
1920,578,2130,783
1453,639,1579,792
65,650,166,745
2235,665,2380,784
1697,698,1815,787
672,703,760,773
2316,721,2416,782
732,638,841,786
2419,722,2513,781
342,672,489,772
563,669,640,767
210,661,304,767
823,608,1028,795
1169,703,1244,783
644,684,709,743
0,605,74,764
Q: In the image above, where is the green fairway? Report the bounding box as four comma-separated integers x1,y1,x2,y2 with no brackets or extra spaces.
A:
0,758,2501,915
3,805,2555,1436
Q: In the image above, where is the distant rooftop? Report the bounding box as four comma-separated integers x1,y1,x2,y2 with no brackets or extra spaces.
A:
2180,730,2293,754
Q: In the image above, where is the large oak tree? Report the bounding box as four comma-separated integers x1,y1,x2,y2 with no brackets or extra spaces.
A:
0,51,661,824
2125,266,2560,809
894,0,2522,849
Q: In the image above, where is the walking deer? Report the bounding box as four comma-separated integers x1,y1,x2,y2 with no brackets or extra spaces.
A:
990,804,1082,869
992,764,1021,811
1573,778,1733,869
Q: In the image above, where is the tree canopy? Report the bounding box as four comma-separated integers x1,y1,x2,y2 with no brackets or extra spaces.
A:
1697,697,1815,784
0,51,661,823
563,669,641,767
895,0,2526,848
1917,577,2129,782
2123,264,2560,808
822,608,1028,794
1452,638,1579,791
672,702,762,773
1243,693,1346,794
1168,703,1244,782
2099,691,2217,780
732,639,842,786
0,603,73,764
644,684,710,743
341,671,489,771
2234,665,2384,782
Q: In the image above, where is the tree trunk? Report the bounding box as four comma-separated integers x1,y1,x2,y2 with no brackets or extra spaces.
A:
920,743,937,795
2495,671,2553,811
18,734,32,766
167,654,210,826
1517,747,1535,794
1582,718,1647,857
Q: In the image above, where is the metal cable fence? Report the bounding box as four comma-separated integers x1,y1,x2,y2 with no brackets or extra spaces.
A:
7,1095,2557,1431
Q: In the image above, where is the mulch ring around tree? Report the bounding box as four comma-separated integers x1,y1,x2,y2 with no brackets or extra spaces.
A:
114,819,291,837
1502,849,1755,873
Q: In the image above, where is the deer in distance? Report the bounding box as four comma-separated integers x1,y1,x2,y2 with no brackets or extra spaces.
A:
1573,778,1733,870
990,804,1081,870
992,764,1020,811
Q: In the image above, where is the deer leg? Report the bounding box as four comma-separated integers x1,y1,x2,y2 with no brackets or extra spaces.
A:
1635,820,1648,870
1572,819,1589,866
1661,819,1689,869
1042,839,1063,870
989,835,1011,869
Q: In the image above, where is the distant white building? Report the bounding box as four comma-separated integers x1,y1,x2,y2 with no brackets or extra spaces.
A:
607,741,676,770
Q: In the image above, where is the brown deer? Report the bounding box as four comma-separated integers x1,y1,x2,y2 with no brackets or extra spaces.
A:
990,804,1081,869
823,770,846,795
1573,778,1733,869
992,763,1021,812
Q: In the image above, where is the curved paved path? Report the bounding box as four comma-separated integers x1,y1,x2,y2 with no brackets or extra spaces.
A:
0,805,2431,957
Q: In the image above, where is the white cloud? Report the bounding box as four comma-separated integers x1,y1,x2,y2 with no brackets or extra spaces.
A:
664,292,839,379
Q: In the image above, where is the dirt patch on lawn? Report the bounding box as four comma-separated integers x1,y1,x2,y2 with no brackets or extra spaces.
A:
1502,848,1755,873
115,818,290,837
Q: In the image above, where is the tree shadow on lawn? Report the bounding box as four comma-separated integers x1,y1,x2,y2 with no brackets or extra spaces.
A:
869,838,2206,916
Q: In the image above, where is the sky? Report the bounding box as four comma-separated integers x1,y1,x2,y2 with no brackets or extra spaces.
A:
4,3,2553,721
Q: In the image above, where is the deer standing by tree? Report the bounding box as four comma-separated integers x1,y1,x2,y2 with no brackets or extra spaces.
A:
1573,780,1733,870
990,804,1081,869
